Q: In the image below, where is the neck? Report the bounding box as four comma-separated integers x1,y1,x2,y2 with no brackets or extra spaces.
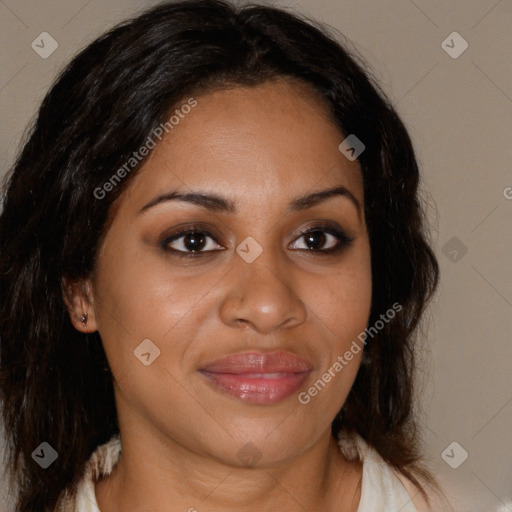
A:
95,426,362,512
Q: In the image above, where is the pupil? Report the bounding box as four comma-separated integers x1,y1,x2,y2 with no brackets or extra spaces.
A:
306,231,325,250
185,233,205,251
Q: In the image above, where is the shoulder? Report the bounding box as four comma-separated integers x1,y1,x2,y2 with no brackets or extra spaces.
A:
395,471,453,512
337,430,444,512
86,434,122,479
394,472,431,512
55,435,121,511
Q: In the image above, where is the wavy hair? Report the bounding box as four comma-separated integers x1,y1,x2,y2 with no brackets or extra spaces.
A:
0,0,439,510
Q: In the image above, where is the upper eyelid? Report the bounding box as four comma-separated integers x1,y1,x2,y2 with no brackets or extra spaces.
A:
163,229,223,250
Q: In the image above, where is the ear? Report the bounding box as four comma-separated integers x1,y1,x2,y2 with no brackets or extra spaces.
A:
61,276,98,333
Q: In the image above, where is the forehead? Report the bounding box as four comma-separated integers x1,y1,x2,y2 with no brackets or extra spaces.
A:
118,79,363,214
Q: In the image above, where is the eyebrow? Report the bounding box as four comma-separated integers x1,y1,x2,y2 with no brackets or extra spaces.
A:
138,185,361,217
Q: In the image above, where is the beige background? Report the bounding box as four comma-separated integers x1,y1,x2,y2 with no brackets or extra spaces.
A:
1,0,511,511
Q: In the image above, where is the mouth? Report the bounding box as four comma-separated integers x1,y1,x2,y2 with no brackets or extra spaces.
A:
198,351,313,405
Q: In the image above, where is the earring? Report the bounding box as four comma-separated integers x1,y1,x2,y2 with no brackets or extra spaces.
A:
80,314,88,325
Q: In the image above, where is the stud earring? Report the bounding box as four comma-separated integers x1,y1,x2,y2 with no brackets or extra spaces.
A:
80,314,88,325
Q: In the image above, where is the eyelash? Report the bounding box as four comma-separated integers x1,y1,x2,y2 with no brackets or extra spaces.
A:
159,222,354,259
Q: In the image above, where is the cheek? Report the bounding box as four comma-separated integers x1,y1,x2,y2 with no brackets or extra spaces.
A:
297,277,369,426
301,245,371,404
91,239,227,382
309,245,372,340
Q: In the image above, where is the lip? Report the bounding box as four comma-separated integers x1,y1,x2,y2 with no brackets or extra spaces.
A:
198,351,313,405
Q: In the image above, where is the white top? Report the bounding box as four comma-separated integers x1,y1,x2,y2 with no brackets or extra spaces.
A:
67,432,420,512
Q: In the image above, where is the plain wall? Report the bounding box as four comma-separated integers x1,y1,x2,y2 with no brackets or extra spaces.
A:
1,0,511,511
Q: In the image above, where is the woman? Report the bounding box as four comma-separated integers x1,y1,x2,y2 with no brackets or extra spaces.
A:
0,1,447,510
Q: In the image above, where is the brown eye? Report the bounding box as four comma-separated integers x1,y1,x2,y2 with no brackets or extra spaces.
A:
289,226,354,254
160,226,224,258
173,232,208,252
303,230,329,250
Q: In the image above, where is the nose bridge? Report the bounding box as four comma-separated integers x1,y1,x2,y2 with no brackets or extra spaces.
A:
219,239,307,333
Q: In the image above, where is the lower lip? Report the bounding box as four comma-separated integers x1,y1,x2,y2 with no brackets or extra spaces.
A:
199,371,311,404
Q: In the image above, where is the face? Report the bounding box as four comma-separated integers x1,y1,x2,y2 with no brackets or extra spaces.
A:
68,78,372,467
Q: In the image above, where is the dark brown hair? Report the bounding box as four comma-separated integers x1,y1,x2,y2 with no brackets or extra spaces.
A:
0,1,439,510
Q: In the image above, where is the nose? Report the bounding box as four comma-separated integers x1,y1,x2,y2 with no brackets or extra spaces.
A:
218,249,308,335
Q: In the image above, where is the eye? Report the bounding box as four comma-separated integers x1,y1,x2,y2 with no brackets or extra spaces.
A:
159,223,354,259
289,225,354,255
160,225,224,258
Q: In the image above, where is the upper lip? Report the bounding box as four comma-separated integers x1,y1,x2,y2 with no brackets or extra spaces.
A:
199,351,314,374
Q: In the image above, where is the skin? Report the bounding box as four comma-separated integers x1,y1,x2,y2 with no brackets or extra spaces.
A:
64,77,376,511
